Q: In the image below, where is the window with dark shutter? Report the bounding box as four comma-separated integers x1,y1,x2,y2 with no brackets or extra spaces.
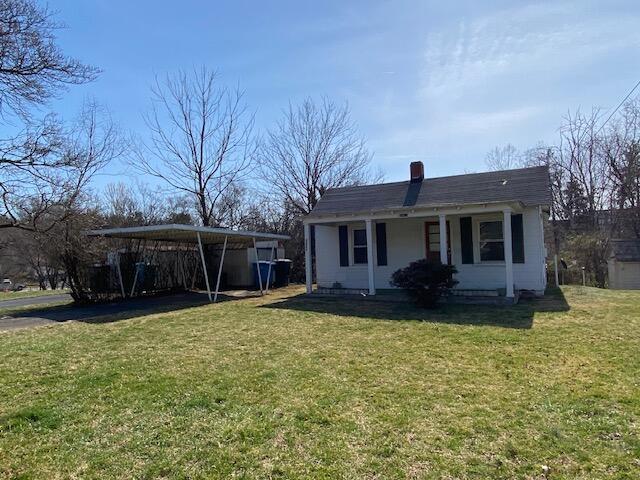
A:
511,214,525,263
376,223,387,266
460,217,474,264
479,220,505,261
338,225,348,266
353,229,368,264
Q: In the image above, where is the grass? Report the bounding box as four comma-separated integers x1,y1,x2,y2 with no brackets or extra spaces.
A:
0,286,638,479
0,288,68,301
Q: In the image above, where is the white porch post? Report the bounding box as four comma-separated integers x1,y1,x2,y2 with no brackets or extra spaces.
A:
438,213,448,264
197,232,213,303
213,235,228,303
503,209,514,298
304,223,312,294
365,219,376,295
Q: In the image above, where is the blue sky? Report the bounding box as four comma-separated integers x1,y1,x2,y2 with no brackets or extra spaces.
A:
50,0,640,185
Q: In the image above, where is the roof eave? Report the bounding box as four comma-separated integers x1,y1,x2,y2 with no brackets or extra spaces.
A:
305,200,536,222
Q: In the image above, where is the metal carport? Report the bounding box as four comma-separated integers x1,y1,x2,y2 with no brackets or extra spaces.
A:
86,224,290,303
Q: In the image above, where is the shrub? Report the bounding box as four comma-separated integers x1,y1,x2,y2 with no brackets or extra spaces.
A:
390,259,458,308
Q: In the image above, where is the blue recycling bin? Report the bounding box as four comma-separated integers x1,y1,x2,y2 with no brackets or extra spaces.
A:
253,261,275,289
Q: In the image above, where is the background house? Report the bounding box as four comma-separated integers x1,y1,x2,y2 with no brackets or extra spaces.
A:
608,239,640,289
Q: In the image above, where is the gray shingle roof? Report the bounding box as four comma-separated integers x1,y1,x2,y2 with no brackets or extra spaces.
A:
308,165,551,217
610,239,640,261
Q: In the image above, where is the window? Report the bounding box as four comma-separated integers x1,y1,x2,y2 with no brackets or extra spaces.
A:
479,220,504,261
427,224,441,255
353,229,368,264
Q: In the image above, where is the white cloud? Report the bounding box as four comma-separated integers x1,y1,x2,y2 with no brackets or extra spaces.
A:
444,105,546,134
421,2,640,103
332,1,640,180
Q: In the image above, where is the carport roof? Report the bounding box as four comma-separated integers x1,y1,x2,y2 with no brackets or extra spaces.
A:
86,224,290,246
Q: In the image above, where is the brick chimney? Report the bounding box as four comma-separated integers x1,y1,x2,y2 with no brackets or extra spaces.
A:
410,161,424,183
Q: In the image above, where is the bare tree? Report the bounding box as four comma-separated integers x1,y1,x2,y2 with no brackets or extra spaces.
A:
485,144,522,171
258,97,380,215
134,68,254,227
103,181,193,227
0,101,122,231
1,103,121,293
485,97,640,287
17,231,66,289
556,109,611,226
602,99,640,237
0,0,99,118
0,0,100,231
18,100,122,298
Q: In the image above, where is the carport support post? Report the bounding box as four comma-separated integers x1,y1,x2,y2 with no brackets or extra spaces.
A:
130,239,147,297
213,235,228,303
265,243,275,294
197,232,213,302
115,251,125,298
130,264,139,297
178,244,188,289
253,237,264,295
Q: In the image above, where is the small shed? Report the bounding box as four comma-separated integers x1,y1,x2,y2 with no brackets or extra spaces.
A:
608,239,640,289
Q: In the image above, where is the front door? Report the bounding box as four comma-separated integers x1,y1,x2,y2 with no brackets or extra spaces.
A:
425,221,451,263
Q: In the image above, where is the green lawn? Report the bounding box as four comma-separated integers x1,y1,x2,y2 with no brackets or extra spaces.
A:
0,288,68,301
0,286,638,479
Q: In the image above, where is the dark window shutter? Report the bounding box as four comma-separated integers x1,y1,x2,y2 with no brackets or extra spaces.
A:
338,225,348,266
511,214,525,263
460,217,474,264
376,222,387,266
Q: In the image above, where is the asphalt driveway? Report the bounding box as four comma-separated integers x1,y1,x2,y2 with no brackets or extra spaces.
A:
0,293,71,309
0,292,216,332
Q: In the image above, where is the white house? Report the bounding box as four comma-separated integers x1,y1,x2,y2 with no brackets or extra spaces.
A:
303,162,551,300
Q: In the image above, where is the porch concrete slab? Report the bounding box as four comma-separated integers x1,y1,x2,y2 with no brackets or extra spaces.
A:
311,289,518,305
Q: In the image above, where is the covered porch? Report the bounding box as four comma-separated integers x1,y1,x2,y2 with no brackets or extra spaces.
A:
304,202,546,301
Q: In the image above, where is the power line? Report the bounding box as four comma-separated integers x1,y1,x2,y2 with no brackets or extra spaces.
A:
595,78,640,136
